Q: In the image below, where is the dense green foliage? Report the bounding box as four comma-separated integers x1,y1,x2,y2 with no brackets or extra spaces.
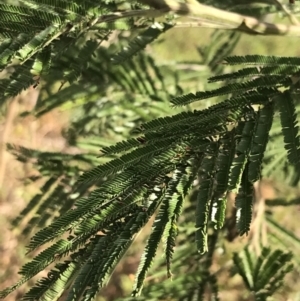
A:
1,0,300,300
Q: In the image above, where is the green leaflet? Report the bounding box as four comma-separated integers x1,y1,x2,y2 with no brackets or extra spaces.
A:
131,185,171,296
211,197,226,230
79,209,150,301
63,39,99,84
195,145,219,254
228,117,256,192
276,91,300,168
248,102,275,183
132,166,194,295
31,45,52,76
0,3,62,27
100,138,142,156
18,0,95,19
17,25,60,62
224,55,300,66
211,132,236,229
162,170,191,278
11,177,57,228
26,161,176,255
0,0,161,98
171,76,290,107
0,239,72,299
112,23,173,64
136,96,256,140
209,65,300,83
233,246,293,300
206,31,241,75
0,33,31,69
267,216,300,249
23,261,79,301
235,170,253,236
132,199,169,296
79,141,179,182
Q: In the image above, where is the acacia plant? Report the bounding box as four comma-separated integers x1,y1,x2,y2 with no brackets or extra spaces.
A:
1,0,300,300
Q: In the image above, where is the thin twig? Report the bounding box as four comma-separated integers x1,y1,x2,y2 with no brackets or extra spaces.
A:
135,0,300,36
272,0,299,25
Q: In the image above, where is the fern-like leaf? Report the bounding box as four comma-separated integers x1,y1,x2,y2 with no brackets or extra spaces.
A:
171,77,290,107
235,169,253,236
112,23,172,64
276,90,300,168
234,246,293,300
228,117,256,192
248,102,274,182
224,55,300,66
195,145,218,254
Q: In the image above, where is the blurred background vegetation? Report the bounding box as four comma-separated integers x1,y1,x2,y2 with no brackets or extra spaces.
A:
1,1,300,300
